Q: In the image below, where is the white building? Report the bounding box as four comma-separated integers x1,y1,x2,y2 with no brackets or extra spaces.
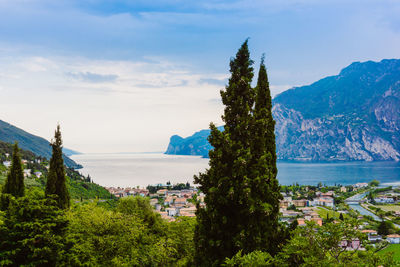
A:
23,169,31,178
375,197,394,204
166,207,177,217
387,234,400,244
310,197,335,208
3,161,11,168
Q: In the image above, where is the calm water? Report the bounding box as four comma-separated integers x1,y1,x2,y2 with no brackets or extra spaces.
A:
71,153,400,188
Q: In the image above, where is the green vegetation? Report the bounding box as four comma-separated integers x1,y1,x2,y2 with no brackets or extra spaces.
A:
378,220,393,235
45,125,70,209
0,189,67,266
1,138,110,201
372,186,393,195
0,43,397,266
369,179,380,187
147,182,191,194
316,207,350,221
2,143,24,198
194,41,282,265
225,220,394,266
0,189,196,266
378,244,400,262
0,119,81,169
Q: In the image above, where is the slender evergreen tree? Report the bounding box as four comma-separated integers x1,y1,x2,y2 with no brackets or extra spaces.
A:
194,40,254,266
254,55,277,177
3,143,25,198
45,125,70,209
194,40,282,266
244,56,282,254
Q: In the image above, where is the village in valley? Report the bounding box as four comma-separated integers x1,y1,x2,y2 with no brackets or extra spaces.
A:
106,180,400,249
105,183,202,221
4,150,400,251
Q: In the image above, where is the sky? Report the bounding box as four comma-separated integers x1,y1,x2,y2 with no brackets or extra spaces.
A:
1,0,400,153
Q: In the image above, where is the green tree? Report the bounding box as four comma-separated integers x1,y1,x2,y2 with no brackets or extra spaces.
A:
224,250,273,266
275,220,394,266
377,220,390,236
0,188,67,266
117,196,162,231
194,40,281,265
368,191,376,204
247,56,282,254
369,179,380,187
45,125,70,209
63,200,195,266
339,213,344,221
2,143,24,198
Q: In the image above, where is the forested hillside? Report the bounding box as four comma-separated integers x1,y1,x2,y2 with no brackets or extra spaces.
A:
0,140,109,200
0,119,81,168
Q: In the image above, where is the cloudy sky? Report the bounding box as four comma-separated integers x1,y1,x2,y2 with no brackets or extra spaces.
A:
1,0,400,153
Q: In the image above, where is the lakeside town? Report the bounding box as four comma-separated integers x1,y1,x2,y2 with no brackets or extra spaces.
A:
3,150,400,251
106,180,400,249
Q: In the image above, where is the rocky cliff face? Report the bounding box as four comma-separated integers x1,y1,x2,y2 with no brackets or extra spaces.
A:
166,59,400,161
272,103,400,161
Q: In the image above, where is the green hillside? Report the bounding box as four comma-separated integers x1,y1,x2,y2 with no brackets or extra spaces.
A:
0,140,110,200
0,119,81,169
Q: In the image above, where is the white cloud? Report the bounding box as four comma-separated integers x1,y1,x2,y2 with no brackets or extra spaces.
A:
0,54,227,152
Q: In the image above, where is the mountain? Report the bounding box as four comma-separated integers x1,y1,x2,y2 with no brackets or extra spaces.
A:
0,140,111,199
165,59,400,162
0,119,82,168
165,127,224,157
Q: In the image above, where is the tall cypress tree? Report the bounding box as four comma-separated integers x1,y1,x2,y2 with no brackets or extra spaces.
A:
254,55,277,177
194,42,282,265
45,125,70,209
194,40,256,266
3,143,25,198
246,56,282,254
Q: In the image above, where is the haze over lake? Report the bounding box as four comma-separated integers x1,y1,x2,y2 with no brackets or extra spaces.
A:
71,153,400,188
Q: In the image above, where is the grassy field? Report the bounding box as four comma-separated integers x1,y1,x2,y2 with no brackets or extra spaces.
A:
316,207,350,220
378,244,400,262
375,205,400,212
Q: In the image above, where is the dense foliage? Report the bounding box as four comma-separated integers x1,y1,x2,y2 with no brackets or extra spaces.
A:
2,143,24,198
0,189,68,266
45,125,70,209
0,119,81,168
0,189,196,266
194,41,282,265
147,182,191,194
225,220,395,266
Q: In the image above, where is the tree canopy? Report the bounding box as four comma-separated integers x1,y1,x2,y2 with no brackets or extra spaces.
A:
45,125,70,209
194,40,282,265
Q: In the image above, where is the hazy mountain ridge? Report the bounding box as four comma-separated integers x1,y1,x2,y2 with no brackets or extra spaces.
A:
165,127,224,157
0,119,82,168
165,59,400,162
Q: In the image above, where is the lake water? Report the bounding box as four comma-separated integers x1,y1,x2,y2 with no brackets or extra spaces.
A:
70,153,400,188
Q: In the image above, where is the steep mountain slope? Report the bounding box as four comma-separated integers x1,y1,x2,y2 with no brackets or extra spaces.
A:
0,120,81,168
165,127,224,157
0,140,110,199
165,59,400,161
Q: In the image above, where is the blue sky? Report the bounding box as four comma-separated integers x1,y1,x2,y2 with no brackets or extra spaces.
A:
0,0,400,152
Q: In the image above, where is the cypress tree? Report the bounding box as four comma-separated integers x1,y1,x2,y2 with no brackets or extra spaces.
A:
245,56,282,254
45,125,70,209
195,40,282,265
254,56,277,177
194,40,254,266
2,143,25,198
